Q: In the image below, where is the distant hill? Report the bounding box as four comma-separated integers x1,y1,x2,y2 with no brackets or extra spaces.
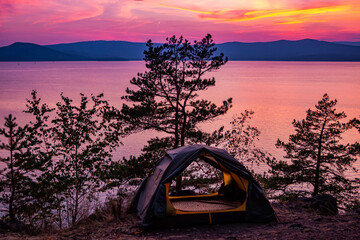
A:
1,39,360,61
217,39,360,61
0,42,129,61
45,41,146,60
0,42,90,61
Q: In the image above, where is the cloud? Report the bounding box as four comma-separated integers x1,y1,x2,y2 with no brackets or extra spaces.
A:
0,2,15,14
198,5,349,22
0,0,360,46
159,4,221,15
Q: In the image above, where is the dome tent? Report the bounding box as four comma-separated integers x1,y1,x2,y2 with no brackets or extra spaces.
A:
131,144,277,227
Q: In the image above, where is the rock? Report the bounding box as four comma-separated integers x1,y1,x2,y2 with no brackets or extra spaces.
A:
298,194,338,216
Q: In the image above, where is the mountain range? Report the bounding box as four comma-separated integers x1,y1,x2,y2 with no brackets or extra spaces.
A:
1,39,360,61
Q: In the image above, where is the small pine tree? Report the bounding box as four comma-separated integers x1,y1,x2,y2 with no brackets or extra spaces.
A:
0,114,33,222
265,94,359,204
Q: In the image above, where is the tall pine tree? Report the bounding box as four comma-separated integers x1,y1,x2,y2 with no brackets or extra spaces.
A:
120,34,232,190
266,94,358,203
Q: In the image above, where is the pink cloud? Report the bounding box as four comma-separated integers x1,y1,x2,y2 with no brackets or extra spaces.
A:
0,2,14,14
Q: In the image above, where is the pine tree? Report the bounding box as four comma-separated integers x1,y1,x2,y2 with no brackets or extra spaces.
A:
0,114,33,222
266,94,359,203
121,34,231,146
120,34,232,191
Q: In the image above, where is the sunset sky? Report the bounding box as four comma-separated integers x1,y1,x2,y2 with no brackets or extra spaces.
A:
1,0,360,46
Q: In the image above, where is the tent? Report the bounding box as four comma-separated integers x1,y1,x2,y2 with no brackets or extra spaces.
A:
131,144,277,227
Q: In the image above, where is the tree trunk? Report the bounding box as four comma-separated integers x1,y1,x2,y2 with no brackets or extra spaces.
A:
174,88,181,191
9,128,15,222
314,150,321,196
72,188,79,226
180,109,186,147
314,117,327,196
57,204,62,229
72,147,79,226
174,104,179,148
175,114,182,192
175,107,188,193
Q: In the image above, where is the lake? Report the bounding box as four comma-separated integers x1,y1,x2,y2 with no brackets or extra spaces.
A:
0,61,359,177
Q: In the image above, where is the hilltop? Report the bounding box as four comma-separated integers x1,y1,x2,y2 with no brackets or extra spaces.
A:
0,42,90,61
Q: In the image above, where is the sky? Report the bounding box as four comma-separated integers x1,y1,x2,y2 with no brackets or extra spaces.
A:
1,0,360,46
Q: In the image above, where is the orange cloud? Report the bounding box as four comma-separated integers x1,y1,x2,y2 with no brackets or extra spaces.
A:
198,5,349,22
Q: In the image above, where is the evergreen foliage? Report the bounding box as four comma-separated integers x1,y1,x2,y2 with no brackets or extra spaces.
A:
120,34,232,188
263,94,359,205
121,34,231,146
0,115,34,222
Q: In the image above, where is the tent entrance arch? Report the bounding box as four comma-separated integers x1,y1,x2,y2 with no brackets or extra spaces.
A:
165,152,249,217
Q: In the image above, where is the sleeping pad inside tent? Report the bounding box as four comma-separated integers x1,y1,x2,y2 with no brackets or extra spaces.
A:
130,144,277,227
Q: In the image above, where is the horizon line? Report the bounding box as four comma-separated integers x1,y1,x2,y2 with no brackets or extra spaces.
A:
1,38,360,48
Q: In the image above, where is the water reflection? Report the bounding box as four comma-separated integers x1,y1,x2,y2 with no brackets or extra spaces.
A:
0,61,359,176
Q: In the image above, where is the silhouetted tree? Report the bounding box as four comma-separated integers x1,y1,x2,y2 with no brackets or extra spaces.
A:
23,91,65,227
24,91,123,227
224,110,269,165
264,94,359,204
120,34,232,191
0,114,34,222
350,117,360,155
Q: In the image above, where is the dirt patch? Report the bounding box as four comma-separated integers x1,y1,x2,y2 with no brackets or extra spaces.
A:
1,202,360,240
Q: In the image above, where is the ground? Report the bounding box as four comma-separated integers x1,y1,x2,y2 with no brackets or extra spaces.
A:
1,202,359,240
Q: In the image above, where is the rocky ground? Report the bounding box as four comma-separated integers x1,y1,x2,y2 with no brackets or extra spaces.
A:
1,201,360,240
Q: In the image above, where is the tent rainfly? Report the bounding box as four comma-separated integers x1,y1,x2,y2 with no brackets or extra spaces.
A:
130,144,277,227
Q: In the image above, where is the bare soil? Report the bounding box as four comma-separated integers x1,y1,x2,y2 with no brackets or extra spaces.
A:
1,202,359,240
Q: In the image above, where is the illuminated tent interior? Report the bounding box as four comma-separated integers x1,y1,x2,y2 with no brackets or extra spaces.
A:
131,145,277,227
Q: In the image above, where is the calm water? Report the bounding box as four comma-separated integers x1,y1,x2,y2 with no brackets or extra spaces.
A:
0,61,359,176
